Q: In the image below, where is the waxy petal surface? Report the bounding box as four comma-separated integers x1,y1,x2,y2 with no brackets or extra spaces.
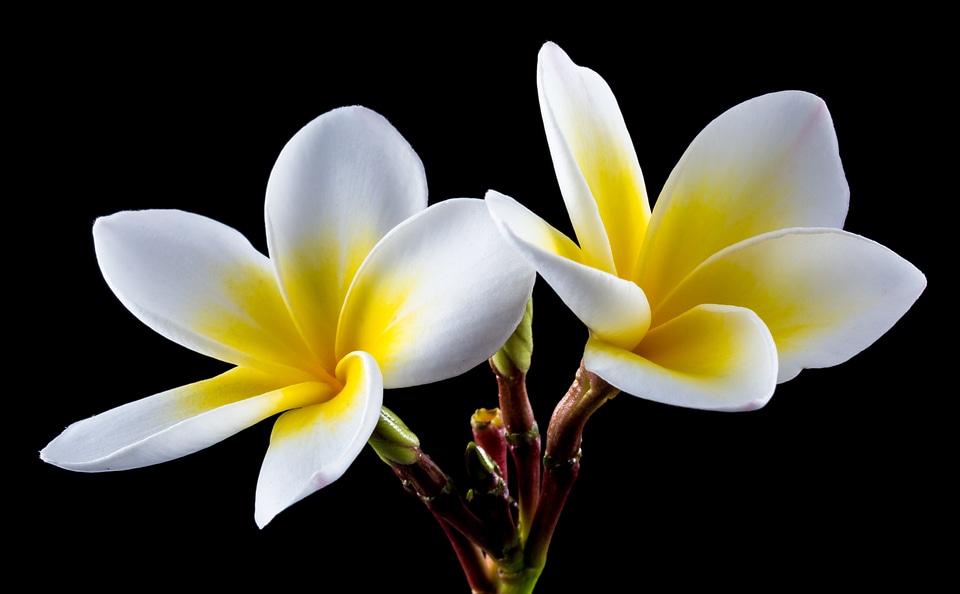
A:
94,210,319,380
47,104,545,526
338,199,536,388
639,91,849,306
487,191,650,349
266,106,427,371
255,351,383,527
654,228,927,382
585,305,779,411
538,42,650,277
41,367,334,471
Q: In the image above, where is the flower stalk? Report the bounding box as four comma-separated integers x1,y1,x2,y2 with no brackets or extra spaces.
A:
471,409,509,488
525,361,618,573
370,407,526,590
464,441,520,567
489,299,540,539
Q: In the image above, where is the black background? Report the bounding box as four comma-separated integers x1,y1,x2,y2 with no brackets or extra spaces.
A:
22,14,943,591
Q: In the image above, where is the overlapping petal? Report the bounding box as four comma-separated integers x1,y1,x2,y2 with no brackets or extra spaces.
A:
266,106,428,372
538,42,650,277
255,351,383,527
584,305,778,411
491,43,925,414
487,191,650,349
94,210,321,381
46,100,543,529
337,199,536,387
638,91,850,305
654,228,927,382
41,367,334,472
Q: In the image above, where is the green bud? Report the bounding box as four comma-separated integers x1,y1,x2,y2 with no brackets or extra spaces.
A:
368,406,420,466
491,297,533,376
465,441,501,484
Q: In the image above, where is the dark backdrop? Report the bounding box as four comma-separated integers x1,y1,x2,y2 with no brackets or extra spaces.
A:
23,14,943,591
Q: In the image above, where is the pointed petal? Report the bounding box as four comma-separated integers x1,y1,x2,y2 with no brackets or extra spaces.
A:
654,228,926,382
487,191,649,350
266,106,428,371
639,91,849,306
585,305,779,411
337,199,536,388
94,210,319,378
41,368,333,471
255,351,383,527
538,42,650,277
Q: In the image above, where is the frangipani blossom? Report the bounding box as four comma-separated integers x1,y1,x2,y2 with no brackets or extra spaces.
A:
42,106,535,526
487,42,925,411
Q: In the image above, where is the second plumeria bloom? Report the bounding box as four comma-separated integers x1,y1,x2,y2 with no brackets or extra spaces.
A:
487,43,925,411
43,106,535,526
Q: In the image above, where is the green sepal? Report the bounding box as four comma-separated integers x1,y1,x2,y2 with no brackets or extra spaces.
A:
491,297,533,376
368,406,420,466
465,441,500,484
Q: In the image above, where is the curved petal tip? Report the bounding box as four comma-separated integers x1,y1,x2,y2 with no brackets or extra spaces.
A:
254,352,383,527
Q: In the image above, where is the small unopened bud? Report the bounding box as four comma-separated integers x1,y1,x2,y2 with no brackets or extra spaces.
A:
465,442,504,498
369,406,420,466
491,298,533,377
471,408,508,485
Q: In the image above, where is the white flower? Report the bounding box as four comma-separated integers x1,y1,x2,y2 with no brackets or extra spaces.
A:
42,106,534,526
487,43,925,411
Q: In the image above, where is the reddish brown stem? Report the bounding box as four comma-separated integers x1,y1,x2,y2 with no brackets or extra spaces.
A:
472,409,509,487
391,449,513,562
524,361,619,569
432,511,496,594
492,362,541,539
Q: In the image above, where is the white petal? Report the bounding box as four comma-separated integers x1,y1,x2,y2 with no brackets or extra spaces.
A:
639,91,849,306
265,106,428,371
655,228,927,382
41,367,334,471
487,191,650,350
255,351,383,527
94,210,319,378
538,42,651,276
585,305,779,411
337,198,536,388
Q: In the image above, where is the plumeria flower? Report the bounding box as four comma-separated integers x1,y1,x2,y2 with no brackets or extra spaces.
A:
42,106,535,526
486,43,925,411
